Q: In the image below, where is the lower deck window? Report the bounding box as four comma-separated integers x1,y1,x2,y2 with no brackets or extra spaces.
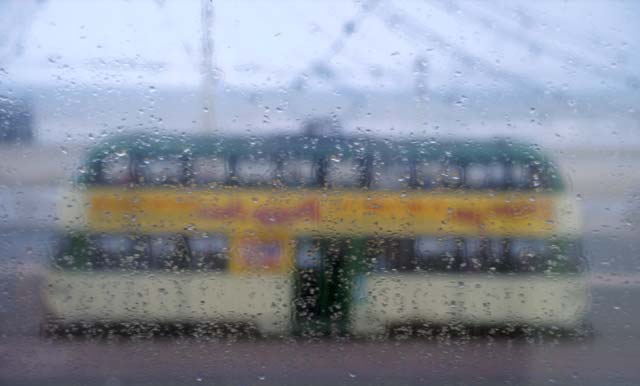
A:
188,235,229,271
149,235,191,271
362,237,583,274
92,235,151,270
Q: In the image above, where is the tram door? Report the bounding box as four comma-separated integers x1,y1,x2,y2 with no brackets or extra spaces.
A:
293,238,365,336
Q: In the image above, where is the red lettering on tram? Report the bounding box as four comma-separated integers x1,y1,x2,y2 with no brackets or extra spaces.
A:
253,199,320,225
452,209,484,226
492,203,538,217
198,201,245,219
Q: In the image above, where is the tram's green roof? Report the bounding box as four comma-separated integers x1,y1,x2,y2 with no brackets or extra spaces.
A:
77,132,564,190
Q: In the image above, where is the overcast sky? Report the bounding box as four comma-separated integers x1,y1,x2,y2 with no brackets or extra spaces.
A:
1,0,638,146
3,0,638,92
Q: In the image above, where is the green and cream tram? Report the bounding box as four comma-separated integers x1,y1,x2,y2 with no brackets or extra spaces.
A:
44,132,590,336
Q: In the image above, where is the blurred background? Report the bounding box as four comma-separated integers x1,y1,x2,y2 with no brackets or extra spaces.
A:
1,1,639,385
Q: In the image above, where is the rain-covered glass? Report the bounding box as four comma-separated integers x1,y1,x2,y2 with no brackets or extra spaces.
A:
1,1,638,385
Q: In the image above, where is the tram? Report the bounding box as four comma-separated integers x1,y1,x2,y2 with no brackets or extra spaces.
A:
43,131,589,336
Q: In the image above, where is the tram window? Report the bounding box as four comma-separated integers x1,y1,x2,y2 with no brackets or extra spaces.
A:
295,239,322,269
325,158,365,188
188,234,229,271
415,162,443,189
509,239,550,272
563,239,587,273
101,153,132,184
509,163,532,189
465,163,507,189
415,237,451,256
235,158,277,186
94,234,133,269
530,164,544,189
149,235,191,271
465,164,488,188
486,238,508,272
465,238,485,270
53,236,83,269
414,237,464,271
442,165,463,188
366,238,415,272
93,234,150,270
281,159,317,187
372,163,411,190
466,238,508,272
192,157,228,185
138,156,184,185
487,162,507,188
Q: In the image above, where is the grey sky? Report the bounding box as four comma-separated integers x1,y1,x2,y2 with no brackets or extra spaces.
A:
5,0,638,91
1,0,639,146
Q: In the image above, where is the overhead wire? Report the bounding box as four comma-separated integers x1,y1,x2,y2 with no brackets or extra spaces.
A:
372,2,550,95
430,0,636,89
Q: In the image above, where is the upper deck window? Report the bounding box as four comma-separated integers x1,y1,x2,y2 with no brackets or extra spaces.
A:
487,162,507,188
416,162,463,189
371,162,411,190
325,158,365,188
101,153,132,184
464,164,488,188
280,159,317,187
192,156,228,185
509,163,531,188
442,165,463,188
234,158,278,186
511,162,548,189
138,156,185,185
415,162,443,189
464,163,507,189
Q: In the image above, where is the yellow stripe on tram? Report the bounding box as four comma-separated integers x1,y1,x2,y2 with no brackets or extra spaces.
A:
85,187,556,237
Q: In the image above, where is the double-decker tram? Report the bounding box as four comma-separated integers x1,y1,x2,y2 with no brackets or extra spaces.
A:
44,131,590,336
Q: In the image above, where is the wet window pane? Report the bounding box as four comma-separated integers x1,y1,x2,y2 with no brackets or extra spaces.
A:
2,1,638,385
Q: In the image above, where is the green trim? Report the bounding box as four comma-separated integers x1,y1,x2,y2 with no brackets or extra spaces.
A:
77,132,564,191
